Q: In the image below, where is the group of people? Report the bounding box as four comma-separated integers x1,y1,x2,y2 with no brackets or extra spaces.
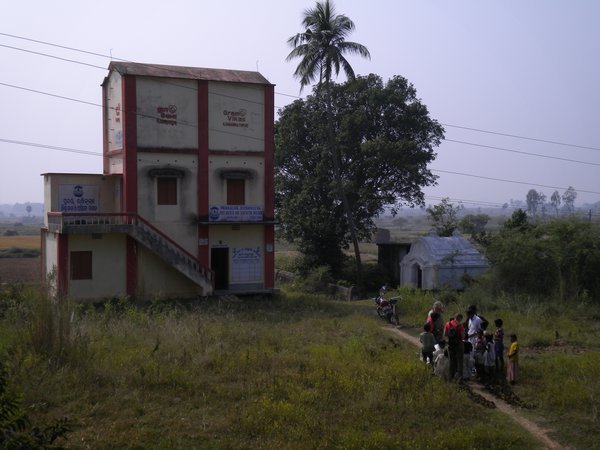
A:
419,301,519,385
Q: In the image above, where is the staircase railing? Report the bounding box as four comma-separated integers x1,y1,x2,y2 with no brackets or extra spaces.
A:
46,212,213,287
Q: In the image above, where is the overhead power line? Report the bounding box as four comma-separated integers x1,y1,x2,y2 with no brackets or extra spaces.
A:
424,195,506,208
1,30,598,153
442,123,600,152
2,135,598,198
0,138,102,157
0,81,265,141
432,169,600,195
444,139,600,166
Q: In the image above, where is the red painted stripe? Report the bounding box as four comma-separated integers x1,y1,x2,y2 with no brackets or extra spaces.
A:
263,85,275,220
263,85,275,288
198,80,210,267
40,229,47,284
57,232,68,297
264,225,275,289
102,81,109,174
122,75,138,214
126,236,137,297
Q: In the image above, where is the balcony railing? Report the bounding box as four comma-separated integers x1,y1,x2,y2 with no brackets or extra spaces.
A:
46,212,213,285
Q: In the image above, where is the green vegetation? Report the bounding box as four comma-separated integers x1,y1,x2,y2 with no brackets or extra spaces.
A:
0,248,40,258
386,285,600,449
0,285,545,449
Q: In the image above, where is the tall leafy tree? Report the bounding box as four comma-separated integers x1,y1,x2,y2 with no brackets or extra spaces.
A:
276,74,443,276
562,186,578,213
526,189,545,218
287,0,370,287
426,198,463,237
550,190,561,217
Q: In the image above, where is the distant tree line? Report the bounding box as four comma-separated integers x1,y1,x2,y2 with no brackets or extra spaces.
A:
426,197,600,301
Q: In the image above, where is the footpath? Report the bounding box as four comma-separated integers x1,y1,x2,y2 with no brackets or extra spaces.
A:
384,326,565,450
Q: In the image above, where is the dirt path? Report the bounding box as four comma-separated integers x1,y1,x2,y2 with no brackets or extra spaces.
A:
384,326,565,450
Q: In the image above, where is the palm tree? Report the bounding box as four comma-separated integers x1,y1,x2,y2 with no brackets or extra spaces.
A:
286,0,370,289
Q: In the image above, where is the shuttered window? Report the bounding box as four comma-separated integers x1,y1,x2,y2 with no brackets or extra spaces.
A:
157,177,177,205
227,179,245,205
71,251,92,280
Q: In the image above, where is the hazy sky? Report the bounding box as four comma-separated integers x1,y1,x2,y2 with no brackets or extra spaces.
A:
1,0,599,209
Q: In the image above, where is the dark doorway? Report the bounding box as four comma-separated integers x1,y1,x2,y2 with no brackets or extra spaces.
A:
211,247,229,290
417,265,423,289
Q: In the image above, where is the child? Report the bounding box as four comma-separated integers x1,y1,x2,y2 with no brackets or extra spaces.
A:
473,329,486,380
483,332,496,385
433,341,449,381
462,341,474,381
420,323,436,364
493,318,505,374
507,334,519,385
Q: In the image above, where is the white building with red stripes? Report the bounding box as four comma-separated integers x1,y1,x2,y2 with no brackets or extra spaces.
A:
41,62,276,300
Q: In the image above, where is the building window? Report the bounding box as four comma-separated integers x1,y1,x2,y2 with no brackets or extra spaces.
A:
157,177,177,205
71,251,92,280
227,179,245,205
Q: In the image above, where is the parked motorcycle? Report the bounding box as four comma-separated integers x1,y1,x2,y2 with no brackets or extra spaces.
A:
374,290,401,325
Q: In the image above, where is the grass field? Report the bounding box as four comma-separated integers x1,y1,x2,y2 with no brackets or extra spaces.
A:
1,281,598,448
1,287,544,449
0,235,40,250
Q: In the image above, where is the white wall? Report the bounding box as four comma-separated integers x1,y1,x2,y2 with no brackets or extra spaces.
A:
210,225,264,285
208,82,264,152
136,77,198,149
208,154,264,206
137,246,200,299
106,71,123,152
137,153,198,254
68,234,126,300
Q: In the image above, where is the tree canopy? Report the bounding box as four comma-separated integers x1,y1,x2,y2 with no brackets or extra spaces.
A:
275,74,444,274
486,214,600,299
286,0,370,92
286,0,371,287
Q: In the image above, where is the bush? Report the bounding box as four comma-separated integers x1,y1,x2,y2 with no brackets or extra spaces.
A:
298,266,333,293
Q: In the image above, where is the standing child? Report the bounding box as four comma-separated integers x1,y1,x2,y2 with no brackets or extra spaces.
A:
507,334,519,385
434,341,449,381
473,329,486,380
494,318,505,374
420,323,436,364
483,332,496,385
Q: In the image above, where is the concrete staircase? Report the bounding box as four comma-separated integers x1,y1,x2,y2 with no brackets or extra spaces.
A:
50,213,213,294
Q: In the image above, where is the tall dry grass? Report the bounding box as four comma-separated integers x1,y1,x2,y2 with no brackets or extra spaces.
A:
0,287,543,448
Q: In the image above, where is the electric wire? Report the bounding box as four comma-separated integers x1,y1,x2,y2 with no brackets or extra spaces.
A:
2,31,598,154
432,169,600,195
444,139,600,166
2,32,599,201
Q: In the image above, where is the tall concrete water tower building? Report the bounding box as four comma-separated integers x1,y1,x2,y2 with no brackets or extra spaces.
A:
42,62,275,300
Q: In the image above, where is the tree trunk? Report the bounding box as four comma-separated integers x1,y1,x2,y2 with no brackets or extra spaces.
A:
324,84,363,292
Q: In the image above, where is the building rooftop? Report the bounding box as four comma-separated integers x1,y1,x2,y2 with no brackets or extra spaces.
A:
107,61,272,85
417,230,489,268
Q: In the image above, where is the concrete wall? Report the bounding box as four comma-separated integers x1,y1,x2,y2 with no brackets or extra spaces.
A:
208,82,264,152
136,77,198,149
44,231,58,291
137,245,200,299
137,153,198,254
210,224,264,287
67,234,127,300
43,173,120,222
208,154,264,206
105,70,123,153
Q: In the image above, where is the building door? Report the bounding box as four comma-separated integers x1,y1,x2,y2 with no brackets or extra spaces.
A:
211,247,229,290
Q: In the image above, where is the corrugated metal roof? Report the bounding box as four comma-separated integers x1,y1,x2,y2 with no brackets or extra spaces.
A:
108,61,272,85
417,230,489,267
